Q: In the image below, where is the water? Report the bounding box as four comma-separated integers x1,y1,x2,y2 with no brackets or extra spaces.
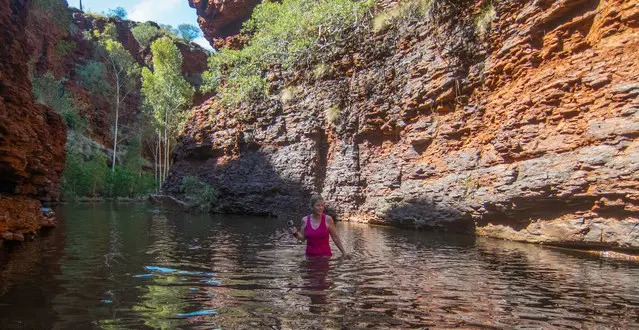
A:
1,203,638,329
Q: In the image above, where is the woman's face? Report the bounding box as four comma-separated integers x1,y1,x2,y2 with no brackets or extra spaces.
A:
313,199,325,214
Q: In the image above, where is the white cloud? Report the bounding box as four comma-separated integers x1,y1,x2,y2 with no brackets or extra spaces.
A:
193,37,213,50
128,0,182,23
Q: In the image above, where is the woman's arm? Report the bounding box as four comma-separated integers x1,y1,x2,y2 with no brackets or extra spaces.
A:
326,216,346,255
291,217,306,241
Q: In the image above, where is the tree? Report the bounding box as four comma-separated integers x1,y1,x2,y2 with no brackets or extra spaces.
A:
132,23,160,47
159,24,178,36
177,24,201,41
106,7,127,19
95,23,141,172
141,37,194,188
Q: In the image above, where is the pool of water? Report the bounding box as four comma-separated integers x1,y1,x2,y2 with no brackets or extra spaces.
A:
0,203,638,329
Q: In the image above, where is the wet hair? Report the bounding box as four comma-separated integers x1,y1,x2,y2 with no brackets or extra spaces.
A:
310,194,324,208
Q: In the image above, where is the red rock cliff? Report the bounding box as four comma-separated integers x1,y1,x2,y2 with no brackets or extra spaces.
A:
172,0,638,251
188,0,261,48
0,0,67,240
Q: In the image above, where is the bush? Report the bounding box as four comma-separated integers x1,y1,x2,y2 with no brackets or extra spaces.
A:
32,72,86,130
55,40,76,57
474,1,496,37
132,23,160,47
325,105,341,125
177,24,201,41
202,0,374,105
181,176,217,212
61,142,156,200
76,60,112,97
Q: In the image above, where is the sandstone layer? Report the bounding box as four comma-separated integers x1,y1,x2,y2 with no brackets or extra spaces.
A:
172,0,638,250
0,0,67,239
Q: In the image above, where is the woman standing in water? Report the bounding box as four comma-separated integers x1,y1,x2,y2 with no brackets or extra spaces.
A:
290,194,346,258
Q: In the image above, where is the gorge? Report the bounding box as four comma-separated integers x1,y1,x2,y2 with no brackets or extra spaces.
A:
0,0,637,253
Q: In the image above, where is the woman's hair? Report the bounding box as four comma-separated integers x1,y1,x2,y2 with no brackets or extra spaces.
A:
310,194,324,208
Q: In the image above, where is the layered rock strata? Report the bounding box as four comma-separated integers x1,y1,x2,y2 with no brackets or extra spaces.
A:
173,0,639,250
0,0,67,240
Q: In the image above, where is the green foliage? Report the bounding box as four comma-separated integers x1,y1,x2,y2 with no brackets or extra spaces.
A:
76,60,112,97
202,0,374,106
94,22,118,41
62,148,156,200
177,24,202,41
32,72,86,130
62,151,108,199
106,7,127,19
132,23,160,47
181,176,217,212
55,40,76,57
85,11,107,20
474,1,496,37
159,24,179,37
142,37,195,135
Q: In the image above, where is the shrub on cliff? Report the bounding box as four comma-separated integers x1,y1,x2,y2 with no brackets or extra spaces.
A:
181,176,217,213
202,0,374,105
32,72,87,130
76,60,112,97
132,23,160,47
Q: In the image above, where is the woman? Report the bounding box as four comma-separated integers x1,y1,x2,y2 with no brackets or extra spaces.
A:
290,194,346,258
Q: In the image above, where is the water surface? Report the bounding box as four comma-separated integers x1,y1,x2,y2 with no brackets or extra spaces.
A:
0,203,638,329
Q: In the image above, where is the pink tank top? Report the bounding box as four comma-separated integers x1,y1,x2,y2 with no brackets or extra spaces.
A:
304,214,332,257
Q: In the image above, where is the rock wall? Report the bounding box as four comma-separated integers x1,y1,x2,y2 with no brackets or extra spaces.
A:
188,0,260,48
172,0,638,250
0,0,67,239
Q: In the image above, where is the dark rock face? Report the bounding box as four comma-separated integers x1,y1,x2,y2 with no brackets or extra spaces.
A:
0,0,67,236
171,0,639,250
188,0,261,48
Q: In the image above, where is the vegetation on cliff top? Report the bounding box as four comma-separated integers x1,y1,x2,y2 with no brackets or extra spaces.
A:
202,0,375,106
202,0,493,107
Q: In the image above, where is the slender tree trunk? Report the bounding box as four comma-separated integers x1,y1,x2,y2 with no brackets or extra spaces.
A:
157,131,163,190
163,111,169,187
153,133,158,190
112,72,120,173
79,0,83,11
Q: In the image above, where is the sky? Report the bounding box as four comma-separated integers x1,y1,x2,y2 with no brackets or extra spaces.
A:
73,0,212,49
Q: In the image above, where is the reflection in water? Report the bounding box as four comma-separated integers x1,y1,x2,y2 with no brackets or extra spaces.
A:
0,203,638,329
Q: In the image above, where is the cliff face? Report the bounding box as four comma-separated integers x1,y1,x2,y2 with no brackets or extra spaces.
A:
173,0,638,250
0,0,67,238
188,0,260,48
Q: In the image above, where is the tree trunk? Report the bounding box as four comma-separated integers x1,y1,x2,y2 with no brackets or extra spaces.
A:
112,72,120,173
157,131,163,189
